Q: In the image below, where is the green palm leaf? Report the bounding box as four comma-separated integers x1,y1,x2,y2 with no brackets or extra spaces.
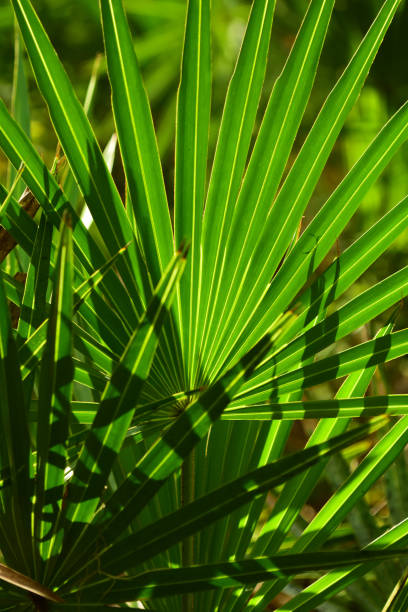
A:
237,263,408,399
8,22,30,196
237,327,408,403
222,395,408,420
203,0,402,380
1,0,408,609
250,415,408,609
199,0,335,380
0,183,37,258
17,212,53,343
197,0,276,385
17,246,129,384
98,419,385,575
101,0,174,284
174,0,211,383
10,0,145,307
0,101,142,331
34,212,74,568
273,519,408,611
277,194,408,348
77,549,408,603
0,251,32,574
0,270,23,307
59,246,187,564
212,95,408,376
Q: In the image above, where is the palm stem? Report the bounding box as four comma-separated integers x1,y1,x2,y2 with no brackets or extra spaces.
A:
181,444,196,612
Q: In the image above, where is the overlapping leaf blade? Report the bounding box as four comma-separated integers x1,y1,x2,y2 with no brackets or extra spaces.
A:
0,182,37,258
17,212,53,343
53,333,272,584
10,0,147,310
228,320,394,609
275,194,408,349
249,415,408,609
17,245,128,384
77,549,408,603
0,254,32,574
236,327,408,404
199,0,335,382
223,395,408,420
230,99,408,367
60,247,187,554
0,101,142,331
101,0,174,284
271,519,408,611
205,0,403,380
8,23,30,196
174,0,211,383
34,213,74,568
98,419,385,575
232,261,408,403
56,418,384,595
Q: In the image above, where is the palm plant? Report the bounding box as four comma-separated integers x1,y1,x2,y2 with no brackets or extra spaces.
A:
1,0,408,610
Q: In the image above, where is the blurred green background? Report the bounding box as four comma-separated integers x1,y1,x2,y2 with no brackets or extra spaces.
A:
1,0,408,394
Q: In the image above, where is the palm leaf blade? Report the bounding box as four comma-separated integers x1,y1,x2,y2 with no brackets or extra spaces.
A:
77,549,408,603
101,0,174,283
11,0,145,306
62,247,187,532
35,213,74,565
